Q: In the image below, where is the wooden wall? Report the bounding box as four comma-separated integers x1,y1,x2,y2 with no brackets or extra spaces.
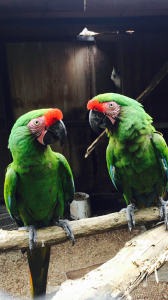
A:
4,40,118,195
1,33,168,199
0,71,10,200
0,0,168,18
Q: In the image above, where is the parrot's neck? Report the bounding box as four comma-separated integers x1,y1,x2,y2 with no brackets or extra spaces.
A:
107,106,155,142
9,126,54,174
13,144,53,174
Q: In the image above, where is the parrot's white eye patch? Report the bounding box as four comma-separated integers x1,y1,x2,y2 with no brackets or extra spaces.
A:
34,120,40,126
109,103,113,107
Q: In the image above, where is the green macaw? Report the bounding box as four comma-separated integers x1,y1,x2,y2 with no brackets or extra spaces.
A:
4,108,75,298
87,93,168,232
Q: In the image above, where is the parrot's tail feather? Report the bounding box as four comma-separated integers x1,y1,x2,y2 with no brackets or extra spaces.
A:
27,246,51,299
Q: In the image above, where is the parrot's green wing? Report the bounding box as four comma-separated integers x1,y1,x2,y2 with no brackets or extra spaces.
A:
106,157,118,191
58,153,75,206
152,132,168,189
52,153,75,219
4,165,23,226
106,147,121,192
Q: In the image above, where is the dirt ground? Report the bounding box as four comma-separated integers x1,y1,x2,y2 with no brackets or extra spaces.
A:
0,225,141,299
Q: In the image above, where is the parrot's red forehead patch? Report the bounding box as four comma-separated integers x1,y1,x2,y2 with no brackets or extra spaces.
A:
87,100,104,112
44,109,63,127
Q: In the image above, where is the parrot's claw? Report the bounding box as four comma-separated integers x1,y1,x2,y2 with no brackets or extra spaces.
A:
158,197,168,230
126,203,136,234
119,204,137,233
54,219,75,246
18,225,37,253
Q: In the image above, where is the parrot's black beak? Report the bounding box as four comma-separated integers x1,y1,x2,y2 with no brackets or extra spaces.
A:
89,110,112,134
43,120,67,146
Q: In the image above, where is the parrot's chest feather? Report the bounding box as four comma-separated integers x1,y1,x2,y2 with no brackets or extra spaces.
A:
108,133,163,192
16,162,60,220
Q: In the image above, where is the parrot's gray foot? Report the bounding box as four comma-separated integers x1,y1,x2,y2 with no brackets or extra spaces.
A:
54,219,75,246
18,225,37,253
158,197,168,230
126,203,136,234
120,206,138,213
119,204,137,233
119,207,127,213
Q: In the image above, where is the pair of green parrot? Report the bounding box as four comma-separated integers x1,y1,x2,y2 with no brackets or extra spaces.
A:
4,93,168,298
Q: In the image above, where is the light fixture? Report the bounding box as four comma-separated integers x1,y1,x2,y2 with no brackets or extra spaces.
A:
126,30,134,34
74,27,98,42
79,28,99,36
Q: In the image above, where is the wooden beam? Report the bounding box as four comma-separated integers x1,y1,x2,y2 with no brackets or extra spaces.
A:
53,223,168,300
136,60,168,103
0,206,166,252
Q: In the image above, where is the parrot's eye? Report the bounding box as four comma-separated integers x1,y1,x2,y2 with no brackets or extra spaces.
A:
34,120,40,126
109,103,113,108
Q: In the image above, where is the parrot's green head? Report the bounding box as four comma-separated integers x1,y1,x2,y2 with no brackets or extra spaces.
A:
87,93,154,139
8,108,66,162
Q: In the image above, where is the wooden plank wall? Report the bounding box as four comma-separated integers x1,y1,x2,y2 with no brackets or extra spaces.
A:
121,33,168,122
0,33,168,199
0,71,10,200
0,0,84,13
0,0,168,18
5,40,116,195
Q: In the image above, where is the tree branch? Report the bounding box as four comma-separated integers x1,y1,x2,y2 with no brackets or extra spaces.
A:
85,129,107,158
136,60,168,103
0,206,166,252
53,223,168,300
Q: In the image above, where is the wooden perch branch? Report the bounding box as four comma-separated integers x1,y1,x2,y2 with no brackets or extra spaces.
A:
136,60,168,103
53,223,168,300
0,207,167,252
85,129,107,158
